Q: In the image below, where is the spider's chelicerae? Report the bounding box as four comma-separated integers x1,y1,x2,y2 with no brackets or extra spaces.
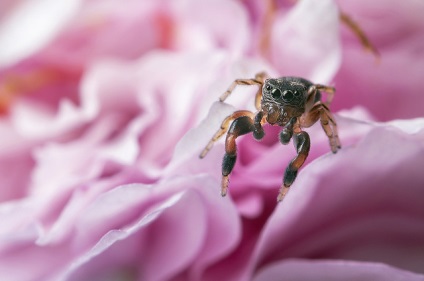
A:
199,72,341,202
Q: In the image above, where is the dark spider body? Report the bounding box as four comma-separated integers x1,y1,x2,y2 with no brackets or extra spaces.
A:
262,77,315,126
200,73,340,202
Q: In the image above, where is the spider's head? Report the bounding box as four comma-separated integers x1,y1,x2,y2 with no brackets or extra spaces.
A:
262,77,312,125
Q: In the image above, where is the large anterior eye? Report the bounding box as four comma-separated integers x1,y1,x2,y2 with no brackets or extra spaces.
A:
282,90,294,101
271,88,281,99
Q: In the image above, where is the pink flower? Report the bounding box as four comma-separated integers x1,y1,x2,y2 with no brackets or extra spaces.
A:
0,0,424,281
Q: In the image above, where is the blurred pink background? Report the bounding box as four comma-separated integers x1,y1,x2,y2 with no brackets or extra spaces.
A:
0,1,424,281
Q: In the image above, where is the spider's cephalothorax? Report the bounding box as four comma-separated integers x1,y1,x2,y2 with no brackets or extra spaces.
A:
261,77,312,126
199,72,341,202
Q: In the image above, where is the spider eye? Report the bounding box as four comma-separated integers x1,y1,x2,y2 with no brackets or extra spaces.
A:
282,90,294,101
265,84,272,91
271,88,281,99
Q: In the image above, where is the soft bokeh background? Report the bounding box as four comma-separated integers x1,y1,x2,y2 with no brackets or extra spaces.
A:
1,0,424,281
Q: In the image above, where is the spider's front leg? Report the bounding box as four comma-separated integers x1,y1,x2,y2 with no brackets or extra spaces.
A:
277,127,311,202
200,110,264,158
221,112,265,197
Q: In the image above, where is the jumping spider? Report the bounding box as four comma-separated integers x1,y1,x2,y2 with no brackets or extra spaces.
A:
199,72,341,202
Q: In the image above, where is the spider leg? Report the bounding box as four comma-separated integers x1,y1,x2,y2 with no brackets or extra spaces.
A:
307,84,335,107
302,102,341,154
221,112,265,197
254,72,268,110
315,84,335,105
277,130,311,202
199,110,255,159
219,72,268,110
319,104,341,153
339,11,380,60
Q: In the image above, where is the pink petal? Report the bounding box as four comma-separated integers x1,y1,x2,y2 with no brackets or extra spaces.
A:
333,0,424,120
0,0,81,67
251,120,424,276
253,259,424,281
52,175,240,281
270,0,341,83
171,0,250,54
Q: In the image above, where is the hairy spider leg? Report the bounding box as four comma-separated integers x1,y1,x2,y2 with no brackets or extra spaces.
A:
219,72,268,110
307,84,336,108
278,128,311,202
221,115,257,197
304,84,340,152
314,84,335,105
201,72,269,158
301,102,341,153
318,103,341,153
339,11,380,60
199,110,255,158
254,72,268,109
